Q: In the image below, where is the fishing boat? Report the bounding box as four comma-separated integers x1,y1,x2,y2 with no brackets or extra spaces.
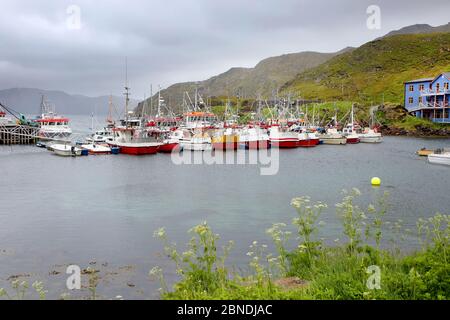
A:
428,150,450,166
176,129,212,151
110,122,162,155
86,128,114,143
183,111,218,130
212,128,239,151
238,126,270,149
342,105,360,144
306,132,320,146
81,143,112,155
0,109,14,125
157,130,180,153
269,125,299,148
358,128,382,143
34,96,72,139
297,132,317,147
318,128,347,145
416,148,434,156
52,144,82,157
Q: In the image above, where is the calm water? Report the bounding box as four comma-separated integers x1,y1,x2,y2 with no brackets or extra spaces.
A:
0,116,449,299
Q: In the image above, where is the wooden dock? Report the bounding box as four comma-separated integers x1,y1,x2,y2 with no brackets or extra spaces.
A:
0,124,39,145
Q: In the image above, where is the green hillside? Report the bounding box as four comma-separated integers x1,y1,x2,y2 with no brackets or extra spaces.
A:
136,49,352,114
281,33,450,105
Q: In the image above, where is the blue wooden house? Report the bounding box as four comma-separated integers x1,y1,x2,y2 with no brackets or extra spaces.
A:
404,72,450,123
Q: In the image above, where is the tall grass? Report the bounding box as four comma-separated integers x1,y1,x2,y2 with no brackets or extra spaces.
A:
153,189,449,300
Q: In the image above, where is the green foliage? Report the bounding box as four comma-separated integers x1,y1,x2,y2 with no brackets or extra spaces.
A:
282,33,450,105
154,190,450,300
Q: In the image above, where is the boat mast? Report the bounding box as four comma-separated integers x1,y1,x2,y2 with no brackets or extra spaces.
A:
351,103,354,132
158,85,162,117
150,84,153,118
124,58,130,122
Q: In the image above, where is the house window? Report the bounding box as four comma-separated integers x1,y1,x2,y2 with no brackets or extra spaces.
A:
419,97,423,103
409,85,414,92
445,83,449,90
409,97,414,104
436,83,440,92
419,84,425,91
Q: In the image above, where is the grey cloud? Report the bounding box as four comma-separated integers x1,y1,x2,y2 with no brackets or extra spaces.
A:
0,0,449,99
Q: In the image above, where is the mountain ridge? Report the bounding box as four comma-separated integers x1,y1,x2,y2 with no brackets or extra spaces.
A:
0,88,138,115
137,48,354,113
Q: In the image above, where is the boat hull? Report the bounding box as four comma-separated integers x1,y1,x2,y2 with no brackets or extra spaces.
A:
297,139,318,148
109,141,160,155
119,145,159,155
81,144,111,155
270,139,298,148
181,142,212,151
212,142,238,151
52,145,82,157
158,142,180,153
242,140,270,150
428,154,450,166
320,137,347,145
359,136,383,143
346,137,360,144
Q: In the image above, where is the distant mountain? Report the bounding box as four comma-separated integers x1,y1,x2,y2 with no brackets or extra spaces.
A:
137,48,354,113
381,22,450,38
281,32,450,104
0,88,138,116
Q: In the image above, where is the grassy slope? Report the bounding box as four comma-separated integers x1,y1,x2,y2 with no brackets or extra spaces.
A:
281,33,450,105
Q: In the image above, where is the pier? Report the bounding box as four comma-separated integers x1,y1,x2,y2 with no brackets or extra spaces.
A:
0,124,39,145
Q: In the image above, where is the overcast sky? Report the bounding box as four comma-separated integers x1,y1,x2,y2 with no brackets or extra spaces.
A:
1,0,449,99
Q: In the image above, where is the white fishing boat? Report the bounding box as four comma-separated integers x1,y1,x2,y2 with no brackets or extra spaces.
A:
238,126,270,149
52,144,82,157
86,127,114,143
428,151,450,166
176,129,212,151
358,128,383,143
0,109,14,125
318,128,347,145
81,143,111,155
34,96,72,139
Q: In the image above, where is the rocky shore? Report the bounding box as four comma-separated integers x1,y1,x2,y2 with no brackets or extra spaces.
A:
377,104,450,137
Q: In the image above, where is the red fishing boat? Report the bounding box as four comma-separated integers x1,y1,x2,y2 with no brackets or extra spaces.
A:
269,125,298,148
297,132,317,147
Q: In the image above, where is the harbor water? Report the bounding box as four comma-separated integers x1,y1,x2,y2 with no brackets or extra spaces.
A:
0,115,449,299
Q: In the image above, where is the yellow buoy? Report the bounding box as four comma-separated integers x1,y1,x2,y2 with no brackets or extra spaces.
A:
371,177,381,186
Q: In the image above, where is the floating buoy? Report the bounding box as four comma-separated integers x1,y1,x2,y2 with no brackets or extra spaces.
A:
371,177,381,186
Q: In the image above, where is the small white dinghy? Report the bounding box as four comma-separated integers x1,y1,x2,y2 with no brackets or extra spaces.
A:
428,151,450,166
52,144,82,157
81,143,111,155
